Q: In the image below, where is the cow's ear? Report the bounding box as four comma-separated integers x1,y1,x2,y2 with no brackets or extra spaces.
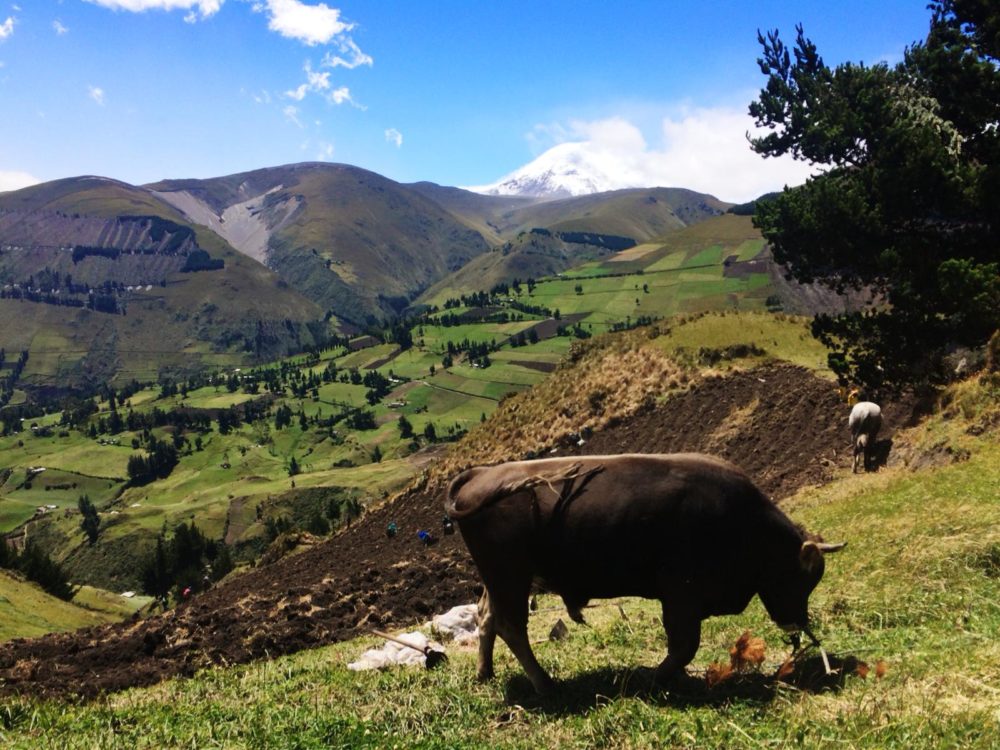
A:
799,541,823,573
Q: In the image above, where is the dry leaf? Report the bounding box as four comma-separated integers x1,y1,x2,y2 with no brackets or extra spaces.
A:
730,630,766,672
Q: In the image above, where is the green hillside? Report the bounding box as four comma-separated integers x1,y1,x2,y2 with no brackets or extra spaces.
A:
416,228,629,305
0,309,813,594
0,207,791,594
4,354,999,749
494,186,731,238
0,177,328,391
419,213,776,328
404,181,539,244
0,571,147,641
407,184,731,246
150,163,493,324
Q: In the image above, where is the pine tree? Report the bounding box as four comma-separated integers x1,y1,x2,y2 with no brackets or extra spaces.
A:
750,1,1000,388
78,494,100,545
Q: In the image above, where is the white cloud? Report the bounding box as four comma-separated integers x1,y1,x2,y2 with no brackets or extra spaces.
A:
306,65,330,89
384,128,402,148
285,83,308,101
83,1,223,19
322,37,372,69
328,85,353,105
499,109,816,203
283,104,302,127
262,0,352,46
0,16,14,40
284,60,333,100
652,108,815,201
53,19,69,35
316,141,334,160
88,85,106,105
0,170,40,192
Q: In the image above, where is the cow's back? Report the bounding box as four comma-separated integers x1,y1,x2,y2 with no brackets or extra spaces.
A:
448,454,787,604
849,402,882,434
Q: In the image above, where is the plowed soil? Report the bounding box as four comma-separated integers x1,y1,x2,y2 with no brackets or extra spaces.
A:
0,364,919,699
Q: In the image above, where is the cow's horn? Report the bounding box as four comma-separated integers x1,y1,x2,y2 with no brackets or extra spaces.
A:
816,542,847,553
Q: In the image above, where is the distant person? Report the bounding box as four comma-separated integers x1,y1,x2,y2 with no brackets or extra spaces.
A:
417,529,436,546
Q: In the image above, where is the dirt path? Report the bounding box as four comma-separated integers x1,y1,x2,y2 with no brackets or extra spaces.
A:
0,363,918,699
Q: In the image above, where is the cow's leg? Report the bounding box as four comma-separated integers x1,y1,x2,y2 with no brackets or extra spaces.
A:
491,583,555,694
476,589,497,682
655,601,701,684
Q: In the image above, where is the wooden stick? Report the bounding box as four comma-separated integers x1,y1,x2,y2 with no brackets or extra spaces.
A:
371,629,431,655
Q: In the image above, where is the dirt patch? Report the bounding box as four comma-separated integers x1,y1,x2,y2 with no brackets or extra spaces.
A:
513,360,557,373
519,313,587,342
365,347,403,370
0,364,918,700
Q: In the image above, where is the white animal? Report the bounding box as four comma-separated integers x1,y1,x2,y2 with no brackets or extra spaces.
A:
849,401,882,473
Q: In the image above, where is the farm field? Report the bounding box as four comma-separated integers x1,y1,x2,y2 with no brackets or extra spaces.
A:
490,214,774,335
2,367,997,749
0,306,820,614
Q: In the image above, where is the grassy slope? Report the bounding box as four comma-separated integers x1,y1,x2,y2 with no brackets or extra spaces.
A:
418,214,773,328
153,163,493,324
493,187,731,238
403,184,728,247
403,182,540,246
0,312,818,594
415,232,619,306
0,573,147,641
4,378,998,748
0,178,325,386
651,310,832,373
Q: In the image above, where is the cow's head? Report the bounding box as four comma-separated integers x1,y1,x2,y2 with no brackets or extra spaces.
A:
759,540,846,634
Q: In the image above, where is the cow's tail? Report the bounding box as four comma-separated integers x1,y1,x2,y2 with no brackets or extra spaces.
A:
444,467,483,520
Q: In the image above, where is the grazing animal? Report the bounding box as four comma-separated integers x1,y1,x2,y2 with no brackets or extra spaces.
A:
445,453,845,694
848,401,882,473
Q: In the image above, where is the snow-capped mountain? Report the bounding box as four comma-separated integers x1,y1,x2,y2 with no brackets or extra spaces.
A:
467,141,644,199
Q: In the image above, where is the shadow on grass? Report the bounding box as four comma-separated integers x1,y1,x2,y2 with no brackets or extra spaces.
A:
501,652,868,716
871,438,894,471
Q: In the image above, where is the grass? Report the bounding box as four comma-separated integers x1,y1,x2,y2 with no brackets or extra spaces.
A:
0,572,136,641
3,422,999,747
651,311,833,374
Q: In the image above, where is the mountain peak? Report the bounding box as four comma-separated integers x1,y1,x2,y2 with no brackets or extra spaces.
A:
466,142,645,199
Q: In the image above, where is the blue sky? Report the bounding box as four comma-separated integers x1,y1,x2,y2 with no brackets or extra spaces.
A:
0,1,931,201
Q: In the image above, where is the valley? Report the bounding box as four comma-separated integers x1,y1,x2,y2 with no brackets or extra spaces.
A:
2,1,996,746
0,155,995,748
0,188,794,596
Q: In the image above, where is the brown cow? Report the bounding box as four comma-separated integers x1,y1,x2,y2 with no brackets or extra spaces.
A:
446,453,845,694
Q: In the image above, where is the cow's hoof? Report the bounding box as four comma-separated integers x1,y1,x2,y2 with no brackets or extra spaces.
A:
654,665,684,687
531,675,556,696
476,669,495,683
